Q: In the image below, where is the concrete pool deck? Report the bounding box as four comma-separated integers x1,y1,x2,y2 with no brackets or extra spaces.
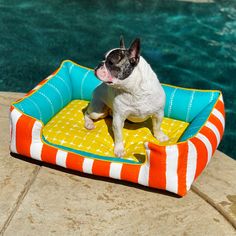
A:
0,91,235,235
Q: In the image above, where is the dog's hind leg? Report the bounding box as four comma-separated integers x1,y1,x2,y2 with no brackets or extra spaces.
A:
84,99,109,130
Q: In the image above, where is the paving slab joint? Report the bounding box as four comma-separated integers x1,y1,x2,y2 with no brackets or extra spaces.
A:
191,185,236,229
0,166,41,235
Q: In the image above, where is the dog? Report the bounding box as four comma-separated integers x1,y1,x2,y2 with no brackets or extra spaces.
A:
84,37,169,157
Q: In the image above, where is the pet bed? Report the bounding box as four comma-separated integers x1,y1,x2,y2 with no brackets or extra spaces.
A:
10,60,225,196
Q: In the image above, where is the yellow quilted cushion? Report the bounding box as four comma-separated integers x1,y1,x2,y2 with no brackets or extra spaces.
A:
43,100,189,162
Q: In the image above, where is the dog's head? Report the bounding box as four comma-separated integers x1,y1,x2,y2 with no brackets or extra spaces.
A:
94,37,140,86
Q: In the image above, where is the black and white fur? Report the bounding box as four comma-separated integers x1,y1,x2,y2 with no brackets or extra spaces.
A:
84,37,168,157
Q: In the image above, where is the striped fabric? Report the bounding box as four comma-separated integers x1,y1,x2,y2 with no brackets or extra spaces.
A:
9,93,225,196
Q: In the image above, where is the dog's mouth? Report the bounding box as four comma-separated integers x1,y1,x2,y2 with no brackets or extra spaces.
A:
105,81,113,84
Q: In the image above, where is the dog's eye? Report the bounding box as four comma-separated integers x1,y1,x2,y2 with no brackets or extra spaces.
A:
108,60,113,66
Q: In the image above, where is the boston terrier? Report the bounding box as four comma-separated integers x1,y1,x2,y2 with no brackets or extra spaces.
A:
84,37,169,157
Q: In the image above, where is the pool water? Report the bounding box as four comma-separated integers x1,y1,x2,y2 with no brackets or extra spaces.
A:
0,0,235,159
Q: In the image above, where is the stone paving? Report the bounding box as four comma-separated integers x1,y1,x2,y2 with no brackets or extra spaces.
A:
0,92,235,235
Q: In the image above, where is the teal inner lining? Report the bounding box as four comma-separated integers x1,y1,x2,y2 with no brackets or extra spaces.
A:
14,60,220,159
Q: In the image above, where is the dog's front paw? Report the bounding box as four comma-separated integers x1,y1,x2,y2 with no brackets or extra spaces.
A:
114,143,125,158
155,131,169,142
84,119,95,130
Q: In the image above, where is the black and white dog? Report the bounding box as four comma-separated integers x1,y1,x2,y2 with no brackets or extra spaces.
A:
84,37,168,157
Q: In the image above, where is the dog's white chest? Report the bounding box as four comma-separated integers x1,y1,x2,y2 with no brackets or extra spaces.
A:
114,85,163,122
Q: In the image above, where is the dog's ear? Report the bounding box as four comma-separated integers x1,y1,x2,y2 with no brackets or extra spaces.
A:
128,38,140,66
120,35,125,49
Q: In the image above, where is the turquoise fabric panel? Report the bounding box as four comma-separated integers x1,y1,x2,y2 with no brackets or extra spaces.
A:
180,100,216,141
44,75,71,110
164,86,192,122
67,62,101,100
15,96,44,121
14,62,72,124
162,85,219,122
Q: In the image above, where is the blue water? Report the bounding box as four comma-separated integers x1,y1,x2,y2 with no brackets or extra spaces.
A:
0,0,235,159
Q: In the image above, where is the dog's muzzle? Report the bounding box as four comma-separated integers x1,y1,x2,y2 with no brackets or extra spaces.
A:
95,62,113,84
